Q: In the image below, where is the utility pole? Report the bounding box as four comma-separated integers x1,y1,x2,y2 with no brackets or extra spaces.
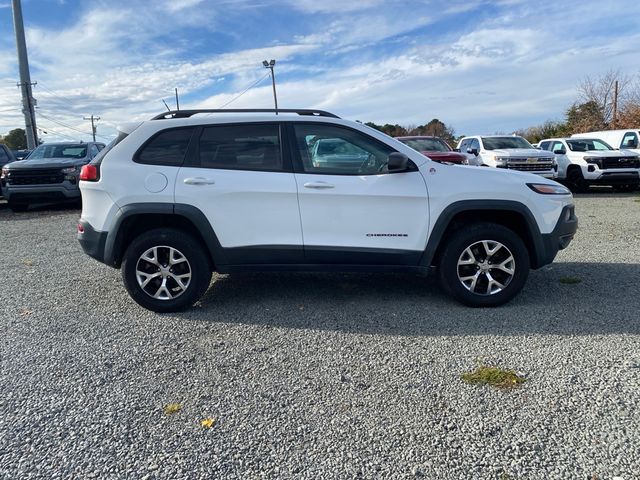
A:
12,0,38,149
83,115,100,141
612,80,618,129
262,59,278,114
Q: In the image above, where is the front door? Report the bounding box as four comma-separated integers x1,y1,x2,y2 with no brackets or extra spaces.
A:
290,122,429,265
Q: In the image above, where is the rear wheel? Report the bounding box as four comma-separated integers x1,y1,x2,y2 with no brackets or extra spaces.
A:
8,201,28,212
121,228,212,312
438,223,530,307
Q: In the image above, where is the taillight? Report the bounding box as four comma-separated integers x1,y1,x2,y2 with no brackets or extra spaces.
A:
80,164,98,181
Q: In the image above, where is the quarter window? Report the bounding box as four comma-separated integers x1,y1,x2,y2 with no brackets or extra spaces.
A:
293,124,393,175
136,128,195,166
198,124,282,171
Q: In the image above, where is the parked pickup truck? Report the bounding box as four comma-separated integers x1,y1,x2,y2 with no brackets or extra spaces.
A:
1,141,105,211
538,137,639,192
457,135,557,178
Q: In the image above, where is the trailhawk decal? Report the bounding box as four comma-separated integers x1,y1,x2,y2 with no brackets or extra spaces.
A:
366,233,409,237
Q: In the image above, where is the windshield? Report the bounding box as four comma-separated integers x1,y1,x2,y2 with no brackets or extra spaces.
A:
566,139,613,152
28,144,88,160
482,136,533,150
400,138,450,152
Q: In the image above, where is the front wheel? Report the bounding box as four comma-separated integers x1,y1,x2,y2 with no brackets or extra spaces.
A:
566,168,588,193
121,228,212,312
438,223,530,307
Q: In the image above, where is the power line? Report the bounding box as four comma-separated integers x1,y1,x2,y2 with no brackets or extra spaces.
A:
37,124,79,141
37,111,109,139
36,82,77,108
217,72,270,109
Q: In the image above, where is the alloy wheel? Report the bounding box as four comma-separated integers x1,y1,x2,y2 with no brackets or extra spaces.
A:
457,240,515,295
135,246,192,300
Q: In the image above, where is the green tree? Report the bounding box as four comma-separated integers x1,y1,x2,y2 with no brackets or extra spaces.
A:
1,128,27,150
565,101,606,134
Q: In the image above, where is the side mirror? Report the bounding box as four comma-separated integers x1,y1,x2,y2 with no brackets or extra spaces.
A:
467,147,479,156
387,152,408,172
553,148,566,155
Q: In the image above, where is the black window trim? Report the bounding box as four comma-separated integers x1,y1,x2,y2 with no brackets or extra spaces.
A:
286,121,418,176
184,121,293,174
133,126,198,167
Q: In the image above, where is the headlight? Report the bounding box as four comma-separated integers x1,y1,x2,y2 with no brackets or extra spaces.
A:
0,167,8,178
527,183,571,195
61,166,79,174
583,157,601,165
494,156,509,166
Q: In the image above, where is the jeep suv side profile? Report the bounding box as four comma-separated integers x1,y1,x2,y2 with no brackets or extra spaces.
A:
538,137,640,192
457,135,557,178
77,109,577,312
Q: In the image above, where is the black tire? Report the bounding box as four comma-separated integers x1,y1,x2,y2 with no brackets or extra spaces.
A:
438,223,530,307
566,168,588,193
121,228,212,312
8,202,28,212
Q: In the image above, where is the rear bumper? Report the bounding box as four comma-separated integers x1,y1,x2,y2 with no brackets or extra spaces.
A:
537,205,578,267
77,220,108,263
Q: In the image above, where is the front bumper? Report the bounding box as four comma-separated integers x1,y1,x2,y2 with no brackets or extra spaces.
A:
77,220,108,263
537,205,578,267
584,170,639,186
2,184,81,203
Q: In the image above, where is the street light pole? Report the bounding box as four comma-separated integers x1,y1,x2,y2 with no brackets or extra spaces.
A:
262,59,278,114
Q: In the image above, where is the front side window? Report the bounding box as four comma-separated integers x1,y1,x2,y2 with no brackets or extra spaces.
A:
294,124,393,175
198,124,282,171
89,144,100,158
0,148,8,162
137,128,194,166
469,138,480,151
551,141,565,153
621,132,639,149
482,136,533,150
566,139,612,152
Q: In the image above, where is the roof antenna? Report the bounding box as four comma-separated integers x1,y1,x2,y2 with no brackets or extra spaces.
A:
175,88,180,110
161,99,171,111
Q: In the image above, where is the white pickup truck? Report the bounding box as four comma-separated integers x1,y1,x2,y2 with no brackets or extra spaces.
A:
457,135,557,179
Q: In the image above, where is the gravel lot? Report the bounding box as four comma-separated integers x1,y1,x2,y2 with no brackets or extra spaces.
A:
1,193,639,479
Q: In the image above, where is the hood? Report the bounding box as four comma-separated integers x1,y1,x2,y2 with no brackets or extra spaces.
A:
582,150,639,158
421,151,467,163
487,148,552,157
5,157,87,170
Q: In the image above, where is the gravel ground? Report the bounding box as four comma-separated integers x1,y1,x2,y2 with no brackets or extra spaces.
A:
1,193,639,480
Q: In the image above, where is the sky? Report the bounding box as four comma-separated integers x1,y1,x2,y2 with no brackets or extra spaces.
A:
0,0,639,143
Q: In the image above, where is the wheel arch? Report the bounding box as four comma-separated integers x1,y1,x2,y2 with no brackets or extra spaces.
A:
104,203,226,268
421,200,547,269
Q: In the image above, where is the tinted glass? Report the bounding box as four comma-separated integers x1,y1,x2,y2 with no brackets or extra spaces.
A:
482,137,533,150
89,144,99,157
621,132,638,148
400,138,450,152
539,141,551,151
29,144,88,160
294,124,393,175
566,139,612,152
0,148,8,162
137,128,194,166
199,124,282,171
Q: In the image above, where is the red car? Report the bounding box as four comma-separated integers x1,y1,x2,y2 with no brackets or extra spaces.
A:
396,136,468,164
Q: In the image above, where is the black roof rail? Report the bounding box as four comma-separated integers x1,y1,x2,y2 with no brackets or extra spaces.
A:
151,109,340,120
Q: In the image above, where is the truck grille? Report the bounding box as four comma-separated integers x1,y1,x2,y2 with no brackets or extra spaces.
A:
7,168,64,185
600,157,640,170
504,159,554,172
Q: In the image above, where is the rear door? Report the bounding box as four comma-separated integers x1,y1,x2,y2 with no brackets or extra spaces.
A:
290,122,428,265
174,122,303,264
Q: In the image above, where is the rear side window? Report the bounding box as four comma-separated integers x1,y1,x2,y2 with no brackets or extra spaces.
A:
136,128,194,166
198,124,283,171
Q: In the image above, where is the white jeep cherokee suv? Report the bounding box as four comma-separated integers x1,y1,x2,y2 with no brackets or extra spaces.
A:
77,109,577,312
538,137,640,192
457,135,557,178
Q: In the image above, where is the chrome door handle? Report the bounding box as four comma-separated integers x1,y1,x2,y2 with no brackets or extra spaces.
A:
184,177,215,185
303,182,334,189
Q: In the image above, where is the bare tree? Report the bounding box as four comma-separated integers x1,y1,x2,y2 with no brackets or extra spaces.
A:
577,69,635,127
